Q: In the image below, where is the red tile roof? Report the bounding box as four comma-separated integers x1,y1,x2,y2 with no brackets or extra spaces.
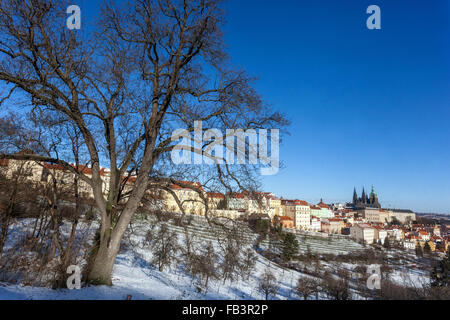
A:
43,163,66,171
207,192,225,199
317,201,329,209
294,200,310,206
170,181,204,191
42,163,110,176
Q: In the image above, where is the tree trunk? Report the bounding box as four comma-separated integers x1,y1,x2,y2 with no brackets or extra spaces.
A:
86,237,121,286
89,150,156,283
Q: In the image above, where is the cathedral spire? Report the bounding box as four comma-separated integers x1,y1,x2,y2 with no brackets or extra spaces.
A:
362,187,366,204
353,187,357,203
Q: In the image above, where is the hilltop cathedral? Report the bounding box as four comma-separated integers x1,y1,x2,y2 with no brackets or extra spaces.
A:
352,186,381,209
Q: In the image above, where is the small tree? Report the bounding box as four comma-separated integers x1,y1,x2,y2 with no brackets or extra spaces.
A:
431,248,449,287
281,233,299,262
415,244,423,258
295,277,320,300
239,249,257,281
148,224,179,272
258,268,278,300
383,237,390,249
423,242,432,255
255,219,270,235
390,217,401,226
322,273,350,300
380,264,393,281
220,236,242,284
191,242,219,292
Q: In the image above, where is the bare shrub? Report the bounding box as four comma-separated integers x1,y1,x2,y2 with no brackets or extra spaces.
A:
187,241,219,293
148,224,180,272
322,272,351,300
258,268,278,300
295,276,320,300
239,248,258,281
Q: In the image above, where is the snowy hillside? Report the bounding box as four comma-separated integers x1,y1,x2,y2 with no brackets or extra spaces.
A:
0,216,304,300
0,216,430,300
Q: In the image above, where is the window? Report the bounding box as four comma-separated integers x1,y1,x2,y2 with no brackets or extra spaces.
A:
41,167,50,182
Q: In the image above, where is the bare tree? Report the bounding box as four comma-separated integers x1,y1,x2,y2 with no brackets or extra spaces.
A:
188,241,219,292
322,272,351,300
295,276,320,300
219,228,245,284
0,161,36,257
148,224,179,272
239,248,258,281
258,268,278,300
0,0,288,284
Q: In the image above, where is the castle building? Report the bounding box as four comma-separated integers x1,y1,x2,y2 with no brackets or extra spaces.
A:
352,186,381,209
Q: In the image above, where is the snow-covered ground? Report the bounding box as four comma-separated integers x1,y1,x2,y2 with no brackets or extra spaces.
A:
0,217,304,300
0,217,430,300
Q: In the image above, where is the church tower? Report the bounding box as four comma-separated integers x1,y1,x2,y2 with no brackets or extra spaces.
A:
369,185,381,208
361,187,367,204
353,187,358,204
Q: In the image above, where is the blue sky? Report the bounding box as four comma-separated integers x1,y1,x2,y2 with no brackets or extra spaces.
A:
8,0,449,213
222,0,450,213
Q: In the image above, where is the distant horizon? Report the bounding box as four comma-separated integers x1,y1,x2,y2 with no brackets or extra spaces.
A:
266,191,450,216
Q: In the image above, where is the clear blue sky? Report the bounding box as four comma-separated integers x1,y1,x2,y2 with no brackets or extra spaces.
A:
20,1,450,213
222,0,450,213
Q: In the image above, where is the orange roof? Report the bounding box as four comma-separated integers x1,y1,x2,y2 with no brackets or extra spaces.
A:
44,164,110,176
278,216,293,221
122,176,137,184
43,163,66,171
228,192,248,199
170,181,204,191
73,165,108,176
317,201,329,209
207,192,225,199
294,200,309,206
0,159,8,167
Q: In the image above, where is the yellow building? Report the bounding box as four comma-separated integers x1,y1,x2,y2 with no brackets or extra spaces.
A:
163,182,205,216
